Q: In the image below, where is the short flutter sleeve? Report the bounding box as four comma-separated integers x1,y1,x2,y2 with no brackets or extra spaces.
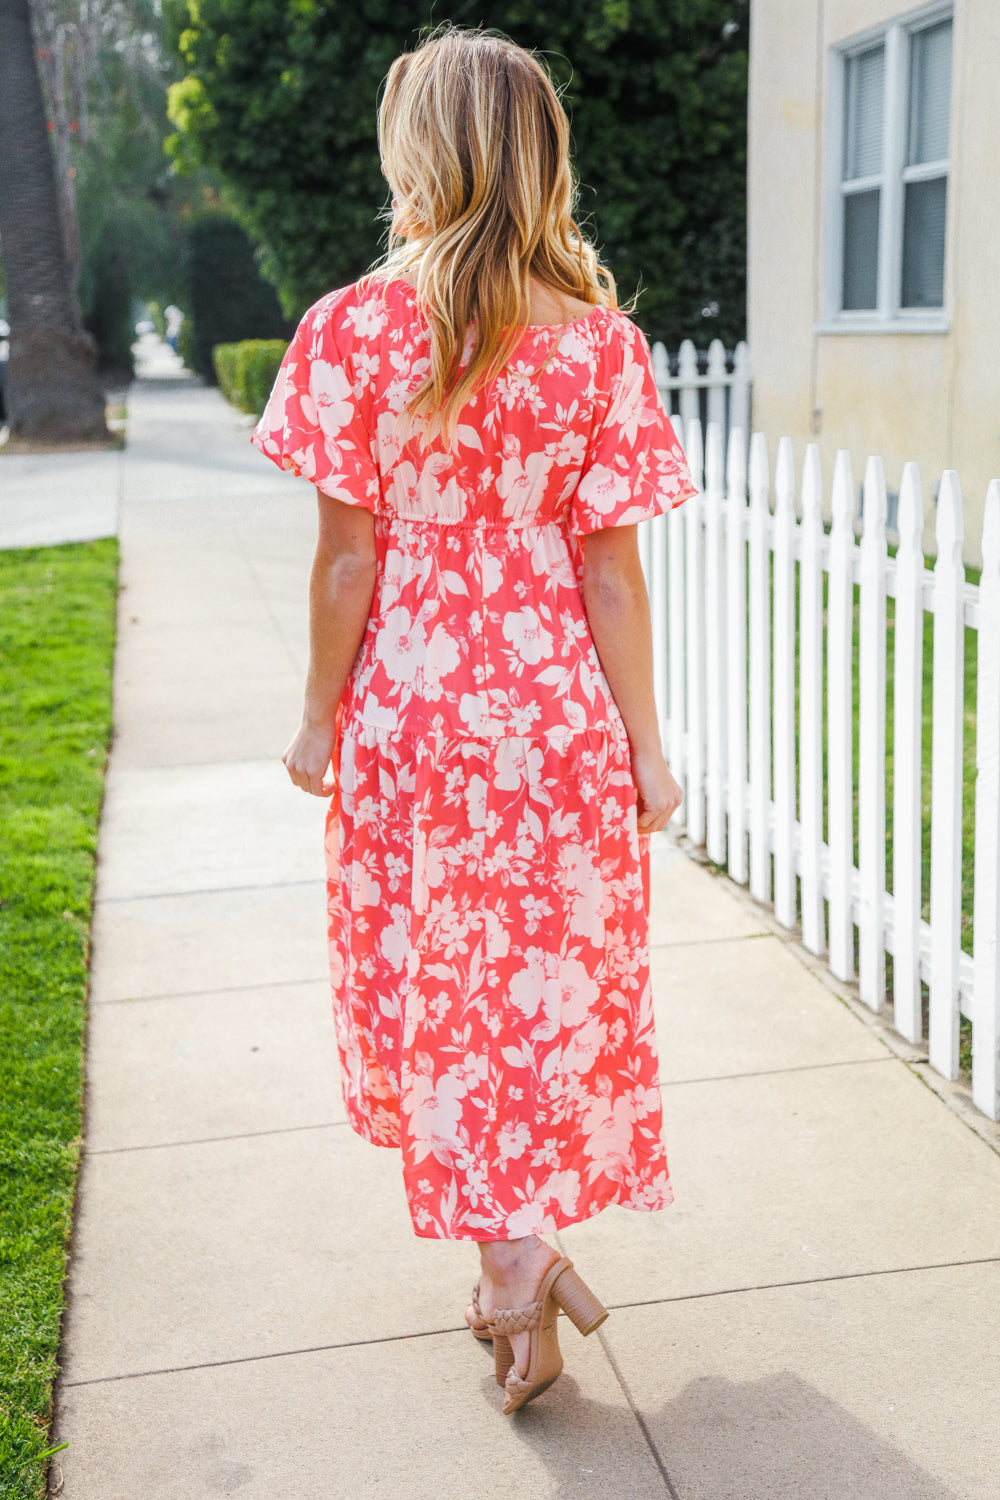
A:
571,316,697,536
251,293,379,510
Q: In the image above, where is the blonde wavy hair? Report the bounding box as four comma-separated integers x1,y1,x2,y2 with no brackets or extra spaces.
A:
371,27,619,442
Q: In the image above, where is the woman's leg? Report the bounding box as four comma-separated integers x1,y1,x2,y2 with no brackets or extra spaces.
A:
470,1235,560,1381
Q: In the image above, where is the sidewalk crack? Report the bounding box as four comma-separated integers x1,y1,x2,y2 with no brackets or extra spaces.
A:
84,1119,350,1155
61,1324,472,1388
595,1326,681,1498
605,1254,1000,1312
97,876,323,905
553,1231,679,1496
649,930,770,949
658,1055,897,1088
95,975,329,1005
59,1255,1000,1392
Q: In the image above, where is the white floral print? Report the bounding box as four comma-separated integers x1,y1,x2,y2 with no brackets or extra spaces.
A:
252,278,695,1239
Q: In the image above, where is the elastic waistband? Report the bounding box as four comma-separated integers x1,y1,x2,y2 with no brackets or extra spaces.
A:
340,716,627,746
376,512,569,532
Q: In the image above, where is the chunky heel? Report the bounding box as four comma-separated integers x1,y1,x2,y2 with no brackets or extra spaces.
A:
492,1332,516,1388
551,1265,608,1336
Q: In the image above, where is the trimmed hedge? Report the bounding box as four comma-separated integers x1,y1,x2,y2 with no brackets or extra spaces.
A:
213,339,287,417
181,214,289,383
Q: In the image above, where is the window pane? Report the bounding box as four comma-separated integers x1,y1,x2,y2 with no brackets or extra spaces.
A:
843,45,884,179
843,189,880,310
908,20,952,165
901,176,947,307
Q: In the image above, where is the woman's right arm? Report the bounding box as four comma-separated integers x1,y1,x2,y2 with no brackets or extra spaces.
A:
282,489,377,797
581,523,682,833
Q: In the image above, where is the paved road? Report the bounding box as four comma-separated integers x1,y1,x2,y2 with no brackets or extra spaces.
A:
51,371,1000,1498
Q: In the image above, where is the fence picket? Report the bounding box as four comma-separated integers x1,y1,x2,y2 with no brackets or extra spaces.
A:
731,342,751,442
678,341,700,437
638,511,652,590
858,456,889,1009
929,472,965,1080
725,428,749,884
646,422,1000,1124
772,438,797,927
667,418,687,794
972,481,1000,1119
652,337,752,460
650,507,668,745
799,445,824,954
891,463,925,1041
684,420,707,845
651,340,671,398
706,339,728,437
827,450,856,982
704,423,727,864
748,433,772,903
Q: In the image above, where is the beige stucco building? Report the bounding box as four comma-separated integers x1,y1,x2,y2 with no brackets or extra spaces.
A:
748,0,1000,561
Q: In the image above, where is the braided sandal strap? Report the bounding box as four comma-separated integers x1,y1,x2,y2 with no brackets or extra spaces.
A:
504,1366,534,1400
470,1282,486,1321
490,1300,542,1337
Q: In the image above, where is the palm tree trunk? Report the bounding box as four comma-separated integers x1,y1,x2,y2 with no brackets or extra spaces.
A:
0,0,109,442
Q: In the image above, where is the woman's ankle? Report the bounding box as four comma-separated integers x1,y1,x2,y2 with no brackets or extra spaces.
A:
478,1234,556,1284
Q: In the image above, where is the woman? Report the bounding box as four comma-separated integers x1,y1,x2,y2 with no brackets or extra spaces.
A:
252,27,694,1414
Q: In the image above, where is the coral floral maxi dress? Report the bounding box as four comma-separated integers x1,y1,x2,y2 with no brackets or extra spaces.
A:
252,278,695,1240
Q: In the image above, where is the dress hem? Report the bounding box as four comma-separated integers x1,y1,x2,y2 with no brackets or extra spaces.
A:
339,1117,673,1242
408,1185,675,1243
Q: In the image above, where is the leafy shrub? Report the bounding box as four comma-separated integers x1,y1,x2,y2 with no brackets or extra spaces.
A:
181,214,289,382
213,339,287,416
82,225,135,380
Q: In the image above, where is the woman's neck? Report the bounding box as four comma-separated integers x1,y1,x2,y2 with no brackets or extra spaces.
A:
393,271,594,328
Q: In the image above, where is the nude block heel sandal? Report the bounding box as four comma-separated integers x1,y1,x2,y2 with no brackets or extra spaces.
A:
492,1332,516,1388
551,1263,609,1337
489,1257,608,1413
466,1282,494,1342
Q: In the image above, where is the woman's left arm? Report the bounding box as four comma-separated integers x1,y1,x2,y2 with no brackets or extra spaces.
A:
282,490,378,796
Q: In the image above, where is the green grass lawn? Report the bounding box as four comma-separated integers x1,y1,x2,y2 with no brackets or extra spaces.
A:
0,541,118,1500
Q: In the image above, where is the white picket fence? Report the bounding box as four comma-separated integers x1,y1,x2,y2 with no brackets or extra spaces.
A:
639,419,1000,1122
652,337,750,458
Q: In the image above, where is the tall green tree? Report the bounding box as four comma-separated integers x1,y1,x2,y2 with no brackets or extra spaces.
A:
166,1,748,348
31,0,207,377
0,0,108,441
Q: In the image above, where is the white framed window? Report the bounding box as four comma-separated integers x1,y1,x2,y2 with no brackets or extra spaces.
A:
823,5,952,331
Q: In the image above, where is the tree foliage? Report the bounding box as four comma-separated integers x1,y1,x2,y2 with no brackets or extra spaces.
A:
165,0,748,348
30,0,177,369
29,0,243,374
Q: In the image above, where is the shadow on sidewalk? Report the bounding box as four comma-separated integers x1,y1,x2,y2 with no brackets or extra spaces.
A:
505,1368,960,1499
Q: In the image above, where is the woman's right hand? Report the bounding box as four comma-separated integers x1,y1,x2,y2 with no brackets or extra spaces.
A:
631,746,683,833
282,720,337,797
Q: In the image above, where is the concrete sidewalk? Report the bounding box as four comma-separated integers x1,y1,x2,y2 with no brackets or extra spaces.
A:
0,336,182,552
0,446,121,550
51,375,1000,1498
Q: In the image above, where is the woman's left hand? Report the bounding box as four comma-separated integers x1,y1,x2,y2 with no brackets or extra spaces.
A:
282,721,337,797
